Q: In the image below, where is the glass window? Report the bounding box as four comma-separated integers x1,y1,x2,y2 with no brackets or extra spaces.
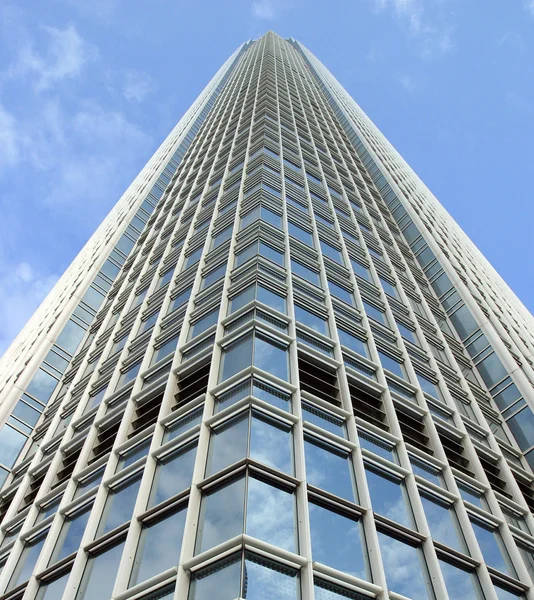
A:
289,222,314,246
416,373,441,399
506,407,534,451
149,442,197,508
309,502,368,579
243,553,299,598
337,328,367,357
363,301,387,325
378,351,405,379
0,425,28,468
168,287,192,312
420,493,463,551
351,260,371,281
189,309,219,340
260,242,284,266
254,333,289,380
294,305,329,336
365,466,412,527
439,559,480,600
8,531,47,589
201,264,226,289
304,437,355,501
129,507,187,587
220,334,253,381
328,281,354,305
51,504,92,564
75,540,125,600
379,277,398,298
291,259,321,286
449,305,478,340
211,226,233,249
314,579,366,599
188,553,241,600
206,413,249,475
396,321,417,344
320,241,344,264
37,571,70,600
377,531,428,599
25,369,58,403
230,284,285,314
56,319,86,354
494,586,525,600
470,519,513,576
302,402,345,438
151,335,179,365
99,474,142,534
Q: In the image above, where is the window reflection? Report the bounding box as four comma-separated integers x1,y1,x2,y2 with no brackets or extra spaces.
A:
75,540,125,600
365,466,412,527
377,531,429,599
99,474,142,534
8,530,47,590
149,442,197,508
438,559,480,600
420,493,464,552
129,507,187,587
50,504,92,564
470,518,514,576
314,578,367,599
309,502,368,579
37,571,70,600
188,552,241,600
304,437,355,502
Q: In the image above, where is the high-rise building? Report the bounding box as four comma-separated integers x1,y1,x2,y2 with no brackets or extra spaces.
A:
0,30,532,600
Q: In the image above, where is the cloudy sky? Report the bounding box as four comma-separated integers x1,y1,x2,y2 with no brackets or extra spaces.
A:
0,0,533,355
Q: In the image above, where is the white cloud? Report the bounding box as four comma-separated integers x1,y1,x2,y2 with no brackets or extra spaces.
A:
252,0,277,19
7,24,96,91
398,73,418,92
525,0,534,16
123,69,153,103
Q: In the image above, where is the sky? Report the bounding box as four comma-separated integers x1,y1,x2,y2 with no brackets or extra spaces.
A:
0,0,533,355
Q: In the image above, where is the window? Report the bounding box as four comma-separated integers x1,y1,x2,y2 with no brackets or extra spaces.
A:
206,410,292,476
291,259,321,287
99,474,142,535
337,328,367,357
151,335,179,365
241,206,282,229
211,226,233,249
378,351,405,379
302,402,345,438
36,571,70,600
320,241,344,264
75,540,125,600
129,507,187,587
351,260,371,281
230,284,286,314
416,373,441,400
470,518,513,576
8,530,48,590
189,309,219,340
236,241,284,267
420,492,463,551
50,504,93,564
365,466,412,527
289,222,314,246
328,281,354,305
309,502,368,579
294,304,329,336
439,558,480,600
196,475,296,554
377,532,428,599
201,264,226,289
304,436,355,501
220,332,289,382
379,277,398,299
363,301,387,325
396,320,417,344
149,442,197,508
168,286,192,312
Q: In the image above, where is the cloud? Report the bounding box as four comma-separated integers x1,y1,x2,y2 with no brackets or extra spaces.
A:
0,104,22,171
122,69,154,103
398,73,418,92
525,0,534,16
6,24,96,91
252,0,277,19
369,0,455,57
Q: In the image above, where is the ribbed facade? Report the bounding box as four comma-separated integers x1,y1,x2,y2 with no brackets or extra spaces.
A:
0,31,532,600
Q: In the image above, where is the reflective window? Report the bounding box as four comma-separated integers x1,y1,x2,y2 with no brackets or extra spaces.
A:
51,504,92,564
314,579,367,599
294,305,329,336
328,281,354,305
168,287,192,312
351,260,371,281
255,334,289,380
206,413,249,475
220,334,253,381
378,351,405,379
149,442,197,508
320,241,344,264
289,222,314,246
439,559,480,600
495,585,525,599
420,493,463,551
188,552,241,600
241,206,282,229
416,373,441,399
201,264,226,289
99,474,142,534
302,402,345,438
396,320,417,344
291,259,321,286
75,540,125,600
470,519,513,576
337,328,368,357
309,502,368,579
230,284,286,314
379,277,398,298
8,530,47,589
304,437,355,501
377,531,429,599
211,226,233,249
129,507,187,587
37,571,70,599
365,466,412,527
189,309,219,340
363,301,387,325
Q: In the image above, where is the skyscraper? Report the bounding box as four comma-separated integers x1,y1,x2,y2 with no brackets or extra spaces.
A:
0,29,532,599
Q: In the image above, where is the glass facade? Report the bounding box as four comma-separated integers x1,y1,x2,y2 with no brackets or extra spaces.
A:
0,30,532,600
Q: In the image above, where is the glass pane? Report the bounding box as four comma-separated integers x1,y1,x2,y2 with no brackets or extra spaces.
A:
365,467,411,527
302,402,345,438
243,553,299,599
196,477,245,554
314,579,368,599
99,475,142,534
230,285,255,313
257,285,286,314
8,532,47,589
129,508,187,587
253,380,291,411
295,305,329,335
220,334,253,381
250,413,292,474
188,553,241,600
378,351,405,379
439,559,479,600
309,502,367,579
37,571,70,600
52,505,92,563
206,413,249,476
254,335,288,381
247,477,295,552
0,425,28,468
420,494,463,552
149,443,197,507
471,519,513,576
337,329,367,357
377,532,429,599
495,586,525,600
75,541,125,600
304,438,355,501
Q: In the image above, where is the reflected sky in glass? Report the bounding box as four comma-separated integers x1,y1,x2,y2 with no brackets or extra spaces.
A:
495,585,524,600
100,475,141,534
196,478,245,554
314,581,364,600
420,494,463,552
149,443,197,507
9,533,47,589
250,414,292,474
304,438,355,501
130,508,186,587
365,467,411,527
309,503,367,580
247,478,295,552
377,532,428,599
439,559,479,600
76,541,124,600
188,554,241,600
37,571,70,600
53,505,92,563
206,413,248,476
244,555,298,600
471,520,512,576
220,334,253,381
254,335,288,381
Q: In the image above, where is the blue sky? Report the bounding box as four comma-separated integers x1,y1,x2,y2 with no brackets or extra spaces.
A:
0,0,533,355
